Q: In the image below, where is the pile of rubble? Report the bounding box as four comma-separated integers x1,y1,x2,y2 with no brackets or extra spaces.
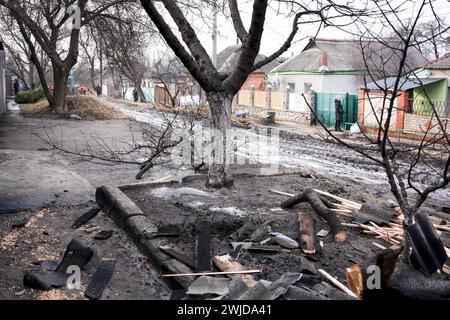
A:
159,188,450,300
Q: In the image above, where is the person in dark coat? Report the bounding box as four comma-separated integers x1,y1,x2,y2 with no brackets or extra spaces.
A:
13,79,20,95
95,84,102,97
308,87,317,126
335,96,345,132
133,88,139,102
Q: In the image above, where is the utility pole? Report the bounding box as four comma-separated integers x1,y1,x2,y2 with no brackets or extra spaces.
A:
212,2,218,68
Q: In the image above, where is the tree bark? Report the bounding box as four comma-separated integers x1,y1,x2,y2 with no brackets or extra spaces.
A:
135,83,146,103
281,188,347,242
49,66,69,113
206,92,234,188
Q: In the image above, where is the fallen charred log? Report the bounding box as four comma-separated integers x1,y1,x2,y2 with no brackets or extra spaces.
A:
281,188,347,242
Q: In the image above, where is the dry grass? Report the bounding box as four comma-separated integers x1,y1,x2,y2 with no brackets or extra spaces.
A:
21,95,124,120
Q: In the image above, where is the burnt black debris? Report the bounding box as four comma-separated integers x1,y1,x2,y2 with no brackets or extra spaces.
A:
24,239,94,291
94,230,114,240
195,221,212,272
57,239,94,272
85,260,116,300
407,212,447,276
72,207,102,229
11,217,29,229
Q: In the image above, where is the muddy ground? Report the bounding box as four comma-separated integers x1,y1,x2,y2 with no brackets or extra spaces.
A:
0,204,170,300
125,173,450,292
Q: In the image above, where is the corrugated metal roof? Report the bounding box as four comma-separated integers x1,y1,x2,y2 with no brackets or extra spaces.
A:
272,38,427,74
422,53,450,70
362,77,445,91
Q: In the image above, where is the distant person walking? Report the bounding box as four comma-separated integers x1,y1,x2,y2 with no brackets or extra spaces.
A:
95,84,102,97
133,88,139,102
13,79,20,95
308,87,317,126
335,96,344,132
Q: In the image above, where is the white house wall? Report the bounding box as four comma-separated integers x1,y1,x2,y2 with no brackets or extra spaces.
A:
322,74,365,94
267,73,324,93
268,73,364,95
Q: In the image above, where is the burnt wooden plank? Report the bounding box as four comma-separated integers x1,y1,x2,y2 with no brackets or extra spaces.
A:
85,260,115,300
159,246,196,270
196,221,212,272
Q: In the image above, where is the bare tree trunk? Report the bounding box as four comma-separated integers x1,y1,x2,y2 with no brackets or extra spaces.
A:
49,66,68,113
206,92,234,188
89,59,96,90
135,83,146,103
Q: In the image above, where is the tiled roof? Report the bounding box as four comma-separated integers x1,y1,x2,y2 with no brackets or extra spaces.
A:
422,53,450,70
217,45,285,74
272,38,427,75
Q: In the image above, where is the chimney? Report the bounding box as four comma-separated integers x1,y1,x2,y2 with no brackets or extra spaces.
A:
319,51,328,67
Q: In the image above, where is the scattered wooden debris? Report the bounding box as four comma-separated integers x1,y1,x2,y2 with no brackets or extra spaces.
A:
163,270,262,278
345,264,364,298
346,246,403,298
270,189,294,197
443,259,450,276
212,254,257,287
159,246,196,270
281,188,347,243
72,207,101,229
313,189,362,211
342,222,403,246
298,212,316,254
372,242,387,250
317,269,358,299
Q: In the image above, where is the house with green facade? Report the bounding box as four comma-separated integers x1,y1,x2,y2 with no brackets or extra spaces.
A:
409,53,450,116
358,54,450,139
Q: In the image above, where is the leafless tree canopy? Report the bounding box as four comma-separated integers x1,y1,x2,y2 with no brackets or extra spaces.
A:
91,3,155,102
0,0,130,111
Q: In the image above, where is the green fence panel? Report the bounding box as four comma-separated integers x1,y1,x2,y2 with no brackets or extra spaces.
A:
315,92,358,127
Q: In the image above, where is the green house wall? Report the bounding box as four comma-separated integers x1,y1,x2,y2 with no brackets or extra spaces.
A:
413,79,447,101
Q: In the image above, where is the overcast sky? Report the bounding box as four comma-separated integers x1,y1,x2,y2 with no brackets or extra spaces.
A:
152,0,450,60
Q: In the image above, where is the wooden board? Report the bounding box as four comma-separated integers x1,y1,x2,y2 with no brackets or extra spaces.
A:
212,254,257,287
346,264,363,298
298,212,316,254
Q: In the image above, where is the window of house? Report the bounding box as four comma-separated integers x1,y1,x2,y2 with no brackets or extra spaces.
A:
288,82,295,91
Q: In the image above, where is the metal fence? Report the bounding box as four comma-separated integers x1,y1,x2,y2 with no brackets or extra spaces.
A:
407,99,450,117
315,92,358,127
